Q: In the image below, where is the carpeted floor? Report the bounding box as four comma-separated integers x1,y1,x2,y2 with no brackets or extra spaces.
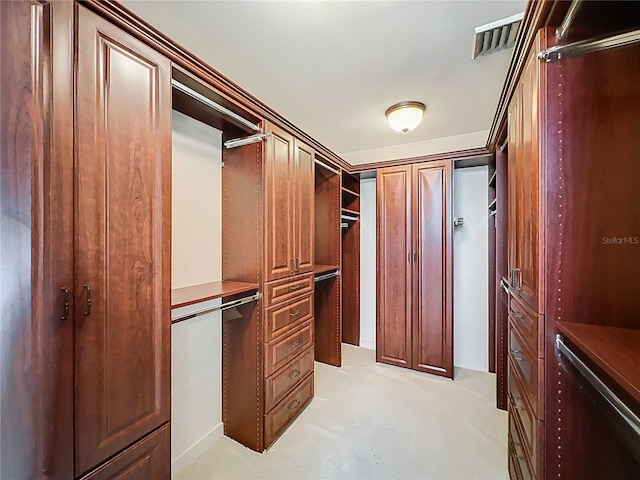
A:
175,344,508,480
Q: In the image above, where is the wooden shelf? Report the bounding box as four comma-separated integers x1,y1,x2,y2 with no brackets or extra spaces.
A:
488,198,497,211
557,321,640,405
341,207,360,216
314,264,339,275
341,186,360,198
171,280,259,309
488,170,497,187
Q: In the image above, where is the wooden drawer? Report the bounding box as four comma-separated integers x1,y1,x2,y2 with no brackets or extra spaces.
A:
508,357,539,474
508,319,543,417
264,274,313,306
80,423,170,479
265,321,313,377
509,293,543,356
264,372,314,448
265,293,313,341
265,347,314,412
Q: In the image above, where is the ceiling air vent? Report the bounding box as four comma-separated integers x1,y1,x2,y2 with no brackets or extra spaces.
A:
472,12,524,59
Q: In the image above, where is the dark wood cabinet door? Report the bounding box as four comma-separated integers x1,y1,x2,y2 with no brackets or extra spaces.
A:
507,88,520,293
1,2,74,478
376,167,412,368
75,6,171,475
265,124,295,281
411,161,453,378
293,139,314,274
516,49,542,313
80,425,170,480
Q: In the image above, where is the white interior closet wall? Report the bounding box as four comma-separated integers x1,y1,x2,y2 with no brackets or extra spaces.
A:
171,110,223,474
359,177,377,350
453,165,489,372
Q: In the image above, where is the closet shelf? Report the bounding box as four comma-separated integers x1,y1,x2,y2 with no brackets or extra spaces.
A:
341,186,360,198
341,207,360,216
314,264,340,275
557,321,640,404
172,280,259,309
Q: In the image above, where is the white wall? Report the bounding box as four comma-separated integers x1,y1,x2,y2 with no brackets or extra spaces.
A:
453,166,489,372
359,178,377,350
171,110,223,474
341,130,488,165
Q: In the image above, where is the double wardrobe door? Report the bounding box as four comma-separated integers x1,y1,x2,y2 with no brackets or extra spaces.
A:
376,161,453,378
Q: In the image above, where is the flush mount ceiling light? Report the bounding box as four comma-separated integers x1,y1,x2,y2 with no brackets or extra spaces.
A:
385,101,426,133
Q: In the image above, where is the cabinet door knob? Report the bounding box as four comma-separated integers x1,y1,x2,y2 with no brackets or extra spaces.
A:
288,399,301,411
83,284,92,317
288,369,301,379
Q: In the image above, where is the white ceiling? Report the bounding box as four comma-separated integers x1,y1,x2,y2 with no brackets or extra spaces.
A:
122,0,525,162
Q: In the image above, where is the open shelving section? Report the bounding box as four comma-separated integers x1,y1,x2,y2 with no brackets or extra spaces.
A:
341,171,360,346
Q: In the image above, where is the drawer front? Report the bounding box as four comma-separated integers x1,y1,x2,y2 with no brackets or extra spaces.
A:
508,433,523,480
265,293,313,341
264,372,314,448
264,274,313,306
265,321,313,377
265,347,314,412
508,358,537,472
508,320,542,416
509,293,543,356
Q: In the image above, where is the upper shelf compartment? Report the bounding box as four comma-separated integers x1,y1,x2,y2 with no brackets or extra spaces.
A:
171,67,262,140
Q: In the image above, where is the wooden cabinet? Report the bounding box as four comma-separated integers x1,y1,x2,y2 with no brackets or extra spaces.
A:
265,124,314,281
508,45,543,314
377,161,453,378
75,6,171,475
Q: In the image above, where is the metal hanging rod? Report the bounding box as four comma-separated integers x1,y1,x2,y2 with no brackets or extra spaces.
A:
538,29,640,62
314,158,340,175
171,79,260,133
314,270,340,283
555,0,583,43
341,214,359,222
224,133,270,149
556,334,640,438
171,292,260,324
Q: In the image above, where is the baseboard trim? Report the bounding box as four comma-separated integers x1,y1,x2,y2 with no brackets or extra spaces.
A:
359,340,376,351
171,422,223,475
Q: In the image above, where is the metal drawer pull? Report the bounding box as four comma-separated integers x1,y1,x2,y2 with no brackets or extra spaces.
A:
289,339,301,349
289,285,302,291
288,369,301,379
510,308,523,319
511,349,524,361
61,287,70,321
288,399,301,411
83,284,92,316
510,441,526,460
289,310,300,316
514,397,525,411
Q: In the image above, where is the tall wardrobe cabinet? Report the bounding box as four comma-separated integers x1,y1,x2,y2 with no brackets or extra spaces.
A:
0,2,171,478
376,160,454,378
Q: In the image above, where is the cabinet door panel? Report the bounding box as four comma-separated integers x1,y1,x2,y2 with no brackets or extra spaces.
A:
412,161,453,377
293,139,314,274
75,7,171,475
265,125,294,281
376,167,412,367
517,51,542,312
508,91,520,291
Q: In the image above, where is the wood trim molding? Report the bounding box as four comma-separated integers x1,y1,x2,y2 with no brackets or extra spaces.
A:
485,0,570,152
349,147,491,173
80,0,352,172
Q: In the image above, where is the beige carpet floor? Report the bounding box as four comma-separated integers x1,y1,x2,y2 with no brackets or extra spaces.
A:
175,344,508,480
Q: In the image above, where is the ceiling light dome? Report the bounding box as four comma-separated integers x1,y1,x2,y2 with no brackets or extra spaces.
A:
385,101,426,133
